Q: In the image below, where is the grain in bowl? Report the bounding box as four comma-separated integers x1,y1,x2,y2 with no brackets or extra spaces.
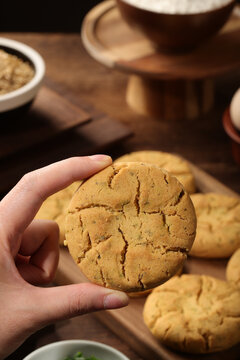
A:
0,48,34,95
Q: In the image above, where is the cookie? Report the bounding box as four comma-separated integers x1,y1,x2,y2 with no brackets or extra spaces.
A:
129,266,183,298
115,150,195,194
143,274,240,353
65,162,196,292
226,248,240,286
35,181,81,245
128,288,152,298
189,193,240,258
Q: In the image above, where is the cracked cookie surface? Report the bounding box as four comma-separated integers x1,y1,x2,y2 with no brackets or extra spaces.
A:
115,150,196,194
36,181,81,245
65,162,196,292
226,248,240,286
189,193,240,258
143,274,240,353
128,265,183,298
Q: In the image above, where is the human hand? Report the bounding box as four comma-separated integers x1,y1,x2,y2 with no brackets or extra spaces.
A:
0,155,129,359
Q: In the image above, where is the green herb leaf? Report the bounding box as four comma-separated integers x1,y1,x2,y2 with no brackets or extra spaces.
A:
62,351,101,360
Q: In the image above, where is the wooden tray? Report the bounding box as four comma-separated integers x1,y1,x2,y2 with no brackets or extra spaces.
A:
0,80,132,194
55,161,240,360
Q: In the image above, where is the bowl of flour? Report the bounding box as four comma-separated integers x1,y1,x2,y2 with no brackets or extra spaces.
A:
116,0,236,51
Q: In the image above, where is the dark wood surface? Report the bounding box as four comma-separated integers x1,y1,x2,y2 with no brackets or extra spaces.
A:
1,32,240,360
0,86,91,159
0,80,132,193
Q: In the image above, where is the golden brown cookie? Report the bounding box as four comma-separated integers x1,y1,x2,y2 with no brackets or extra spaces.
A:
65,162,196,292
128,288,152,298
115,150,195,194
129,266,183,298
226,248,240,286
143,274,240,353
35,181,81,245
189,193,240,258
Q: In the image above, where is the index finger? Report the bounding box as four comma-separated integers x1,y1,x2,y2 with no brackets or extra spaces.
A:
0,155,112,238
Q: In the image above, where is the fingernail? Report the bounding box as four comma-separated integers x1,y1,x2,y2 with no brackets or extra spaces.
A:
89,154,112,165
104,291,129,310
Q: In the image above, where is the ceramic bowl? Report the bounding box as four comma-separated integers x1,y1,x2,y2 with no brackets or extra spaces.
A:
23,340,130,360
116,0,236,52
0,37,45,115
223,107,240,166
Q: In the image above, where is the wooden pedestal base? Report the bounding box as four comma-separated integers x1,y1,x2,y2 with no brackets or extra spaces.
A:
126,75,214,120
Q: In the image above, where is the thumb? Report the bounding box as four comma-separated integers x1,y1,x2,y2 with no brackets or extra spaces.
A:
31,283,129,327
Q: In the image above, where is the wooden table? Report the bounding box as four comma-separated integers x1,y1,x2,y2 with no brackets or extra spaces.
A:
2,32,240,360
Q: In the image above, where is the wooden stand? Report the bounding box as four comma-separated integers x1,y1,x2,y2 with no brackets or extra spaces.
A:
126,75,214,119
81,1,240,120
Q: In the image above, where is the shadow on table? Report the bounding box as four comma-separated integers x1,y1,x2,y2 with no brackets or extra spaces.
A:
5,324,55,360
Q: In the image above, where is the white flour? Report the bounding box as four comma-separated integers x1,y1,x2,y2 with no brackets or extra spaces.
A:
122,0,233,14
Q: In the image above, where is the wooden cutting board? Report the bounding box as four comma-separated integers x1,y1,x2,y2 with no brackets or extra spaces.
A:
54,161,240,360
0,80,132,194
0,86,90,158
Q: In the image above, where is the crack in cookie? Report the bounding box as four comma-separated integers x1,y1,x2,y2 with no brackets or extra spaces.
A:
95,249,107,287
118,227,129,278
174,189,185,206
107,164,125,189
138,273,144,290
74,204,124,214
134,176,141,215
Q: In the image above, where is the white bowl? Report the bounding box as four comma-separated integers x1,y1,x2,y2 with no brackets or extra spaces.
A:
23,340,130,360
0,37,45,113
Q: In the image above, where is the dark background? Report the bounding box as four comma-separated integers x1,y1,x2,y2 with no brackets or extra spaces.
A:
1,1,103,32
2,0,240,32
